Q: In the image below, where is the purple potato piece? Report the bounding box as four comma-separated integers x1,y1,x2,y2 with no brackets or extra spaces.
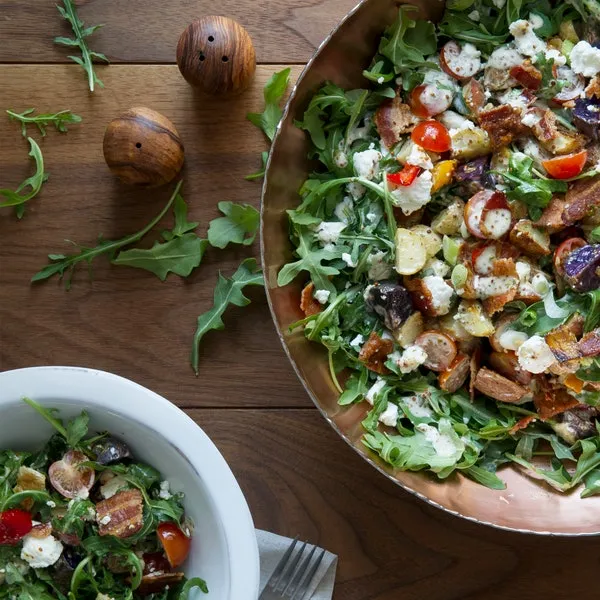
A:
92,437,132,465
455,157,489,183
552,406,600,444
365,280,413,331
573,97,600,141
564,244,600,291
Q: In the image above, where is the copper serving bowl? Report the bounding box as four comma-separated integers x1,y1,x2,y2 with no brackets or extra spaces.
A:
260,0,600,535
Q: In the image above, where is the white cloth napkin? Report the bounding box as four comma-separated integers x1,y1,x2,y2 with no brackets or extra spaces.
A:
257,530,338,599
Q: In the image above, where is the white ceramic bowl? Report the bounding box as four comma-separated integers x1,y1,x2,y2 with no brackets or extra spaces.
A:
0,366,260,599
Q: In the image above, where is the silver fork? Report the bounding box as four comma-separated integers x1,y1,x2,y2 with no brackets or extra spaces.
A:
259,537,327,600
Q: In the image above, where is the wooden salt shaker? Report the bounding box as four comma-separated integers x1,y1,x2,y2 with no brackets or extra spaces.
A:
176,16,256,95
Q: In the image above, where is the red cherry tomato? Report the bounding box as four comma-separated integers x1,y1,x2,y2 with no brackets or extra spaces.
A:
157,522,191,568
409,85,432,118
387,164,421,187
48,450,95,499
411,120,451,153
554,237,587,276
0,509,33,545
542,150,588,179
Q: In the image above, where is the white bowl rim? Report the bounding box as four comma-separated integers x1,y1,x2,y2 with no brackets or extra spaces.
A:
0,366,260,599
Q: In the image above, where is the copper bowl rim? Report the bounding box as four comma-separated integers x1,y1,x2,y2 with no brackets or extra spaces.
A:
259,0,600,537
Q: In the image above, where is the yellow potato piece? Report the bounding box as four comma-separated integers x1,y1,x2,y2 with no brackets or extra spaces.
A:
395,228,427,275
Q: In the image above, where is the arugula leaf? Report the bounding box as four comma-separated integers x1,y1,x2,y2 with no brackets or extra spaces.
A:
590,226,600,243
52,497,95,540
65,411,89,447
112,234,208,281
191,258,264,374
247,68,291,141
535,53,567,100
32,181,183,288
245,151,269,181
6,108,82,137
179,577,209,597
54,0,108,92
22,397,68,438
464,465,507,490
162,193,200,241
0,137,48,218
207,201,260,249
338,370,369,405
378,6,438,75
577,358,600,381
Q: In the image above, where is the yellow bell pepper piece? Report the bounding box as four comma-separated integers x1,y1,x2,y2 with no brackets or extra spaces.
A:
431,160,457,193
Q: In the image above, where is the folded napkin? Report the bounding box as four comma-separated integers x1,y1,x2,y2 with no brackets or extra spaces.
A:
257,530,338,599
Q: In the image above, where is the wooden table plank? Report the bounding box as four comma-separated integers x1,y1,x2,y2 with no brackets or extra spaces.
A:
0,65,310,408
198,408,600,600
0,0,359,65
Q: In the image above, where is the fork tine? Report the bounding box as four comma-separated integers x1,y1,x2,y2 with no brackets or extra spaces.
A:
267,537,299,589
282,543,317,597
275,541,307,592
291,548,326,600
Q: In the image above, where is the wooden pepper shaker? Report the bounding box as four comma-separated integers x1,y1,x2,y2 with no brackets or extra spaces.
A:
103,107,185,187
176,16,256,95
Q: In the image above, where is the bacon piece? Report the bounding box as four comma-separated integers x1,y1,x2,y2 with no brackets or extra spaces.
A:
510,415,536,434
489,351,533,386
96,489,144,539
535,196,568,233
545,327,581,362
563,176,600,225
358,332,393,374
579,330,600,357
300,282,321,317
473,367,529,403
405,278,436,317
532,110,558,142
534,379,579,420
375,96,420,148
586,75,600,99
509,61,542,90
479,105,523,148
438,353,470,393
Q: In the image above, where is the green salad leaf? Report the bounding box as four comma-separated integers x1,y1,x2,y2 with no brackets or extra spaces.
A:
7,108,82,137
247,67,291,141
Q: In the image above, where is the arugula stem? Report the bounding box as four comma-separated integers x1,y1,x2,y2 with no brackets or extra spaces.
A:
63,1,95,92
23,397,68,437
328,348,344,394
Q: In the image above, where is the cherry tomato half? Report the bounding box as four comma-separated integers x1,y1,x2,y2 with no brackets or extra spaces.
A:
0,509,32,545
48,450,95,499
411,120,452,153
554,237,587,276
542,150,588,179
387,164,421,187
157,522,191,568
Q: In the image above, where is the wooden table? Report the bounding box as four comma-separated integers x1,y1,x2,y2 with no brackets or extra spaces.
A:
2,2,600,598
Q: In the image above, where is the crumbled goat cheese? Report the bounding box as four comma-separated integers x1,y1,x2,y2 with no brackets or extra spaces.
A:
528,12,544,30
100,474,129,499
314,289,330,304
393,345,428,374
402,394,433,418
416,424,457,457
334,197,354,224
487,45,524,70
423,276,454,315
342,252,356,268
21,532,63,569
365,378,386,405
544,48,566,67
468,9,480,21
379,403,399,427
377,76,385,84
474,275,517,298
509,20,546,57
350,334,364,350
570,41,600,77
424,258,450,278
406,142,433,170
316,221,346,245
367,251,393,280
499,329,529,351
517,335,557,373
347,181,366,200
390,170,433,215
158,480,172,500
46,501,56,508
333,149,348,169
99,515,112,526
353,149,382,180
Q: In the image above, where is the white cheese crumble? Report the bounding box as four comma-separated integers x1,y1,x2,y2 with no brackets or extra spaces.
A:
365,378,386,405
100,474,129,499
416,424,457,457
333,149,348,169
347,181,366,200
570,41,600,77
406,142,433,170
487,45,524,70
492,0,506,8
342,252,356,268
334,197,354,224
422,275,454,315
21,533,63,568
378,403,399,427
499,329,529,351
521,110,542,128
468,9,480,21
158,480,172,500
353,149,382,180
350,334,364,350
509,20,546,58
445,43,482,79
316,221,346,245
517,335,557,373
528,12,544,30
544,48,566,67
99,515,112,526
402,394,433,418
424,258,450,278
390,170,433,215
392,345,428,374
46,500,56,508
314,289,330,304
367,251,393,280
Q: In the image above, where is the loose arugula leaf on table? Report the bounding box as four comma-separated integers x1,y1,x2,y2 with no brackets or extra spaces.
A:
494,152,567,220
32,181,183,288
6,108,82,137
0,137,48,219
54,0,108,92
247,67,291,141
245,151,269,181
207,201,260,249
191,258,264,374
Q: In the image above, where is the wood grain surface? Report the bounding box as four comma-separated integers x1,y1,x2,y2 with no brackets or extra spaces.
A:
1,4,598,600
